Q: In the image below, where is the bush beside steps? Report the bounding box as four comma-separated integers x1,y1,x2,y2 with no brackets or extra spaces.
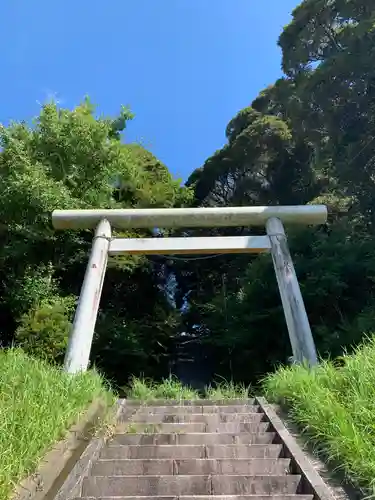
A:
0,348,113,500
262,335,375,496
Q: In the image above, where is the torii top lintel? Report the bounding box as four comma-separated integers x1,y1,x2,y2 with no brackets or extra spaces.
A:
52,205,328,230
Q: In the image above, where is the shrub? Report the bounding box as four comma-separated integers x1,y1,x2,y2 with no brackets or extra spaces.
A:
15,295,76,364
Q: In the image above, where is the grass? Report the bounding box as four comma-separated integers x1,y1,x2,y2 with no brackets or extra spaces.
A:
0,348,114,500
205,379,251,400
126,375,200,401
125,375,252,401
262,335,375,496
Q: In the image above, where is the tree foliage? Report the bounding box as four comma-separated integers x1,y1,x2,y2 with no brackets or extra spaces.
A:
0,99,191,385
2,0,375,388
174,0,375,385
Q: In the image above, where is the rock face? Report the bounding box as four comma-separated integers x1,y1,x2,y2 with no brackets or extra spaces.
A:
66,398,317,500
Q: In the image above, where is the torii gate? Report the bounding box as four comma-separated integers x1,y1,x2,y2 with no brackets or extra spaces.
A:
52,205,328,374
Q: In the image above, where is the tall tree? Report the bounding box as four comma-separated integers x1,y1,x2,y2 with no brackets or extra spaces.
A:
278,0,375,222
173,0,375,384
0,99,191,385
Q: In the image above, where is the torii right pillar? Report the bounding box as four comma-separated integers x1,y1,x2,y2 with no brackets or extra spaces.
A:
266,217,318,366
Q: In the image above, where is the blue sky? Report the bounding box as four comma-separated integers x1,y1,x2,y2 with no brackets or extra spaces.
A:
1,0,298,182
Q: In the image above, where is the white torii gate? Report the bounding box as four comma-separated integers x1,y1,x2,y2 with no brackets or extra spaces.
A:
52,205,328,374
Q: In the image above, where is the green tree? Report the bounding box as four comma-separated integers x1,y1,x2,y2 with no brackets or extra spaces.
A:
0,99,191,385
278,0,375,222
174,0,375,384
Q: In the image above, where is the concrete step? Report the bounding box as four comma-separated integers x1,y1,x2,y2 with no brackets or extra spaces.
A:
110,432,275,449
116,423,273,434
124,399,256,406
101,444,283,460
82,474,302,497
76,496,313,500
121,423,207,433
204,423,272,434
134,405,261,414
91,458,291,476
204,445,282,458
118,421,270,435
129,413,264,423
60,398,328,500
176,431,274,445
108,433,177,446
111,427,271,445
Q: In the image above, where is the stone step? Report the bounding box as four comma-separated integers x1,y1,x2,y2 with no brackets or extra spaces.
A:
101,444,283,460
124,399,256,406
91,458,291,476
112,427,271,445
82,474,302,497
76,496,313,500
110,432,275,449
118,423,207,433
116,423,273,434
177,431,274,445
133,405,261,414
129,413,265,423
58,398,328,500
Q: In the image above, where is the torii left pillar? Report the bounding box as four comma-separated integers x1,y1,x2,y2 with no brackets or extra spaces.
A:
64,219,111,373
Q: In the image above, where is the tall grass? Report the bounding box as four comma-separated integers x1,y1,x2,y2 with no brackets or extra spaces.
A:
262,335,375,495
205,379,252,400
0,348,113,500
126,375,200,401
126,375,252,401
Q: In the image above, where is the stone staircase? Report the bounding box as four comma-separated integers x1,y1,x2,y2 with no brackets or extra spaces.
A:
66,398,330,500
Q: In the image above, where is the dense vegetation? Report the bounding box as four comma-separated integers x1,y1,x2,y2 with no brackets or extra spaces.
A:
1,0,375,390
0,349,112,500
263,337,375,494
174,0,375,383
0,99,191,386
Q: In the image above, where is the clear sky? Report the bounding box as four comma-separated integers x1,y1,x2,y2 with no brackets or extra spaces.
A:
1,0,298,182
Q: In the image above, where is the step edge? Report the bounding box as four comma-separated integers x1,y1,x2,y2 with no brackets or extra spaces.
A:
256,397,334,500
95,458,291,462
130,413,263,416
76,496,314,499
105,443,283,447
90,475,299,480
